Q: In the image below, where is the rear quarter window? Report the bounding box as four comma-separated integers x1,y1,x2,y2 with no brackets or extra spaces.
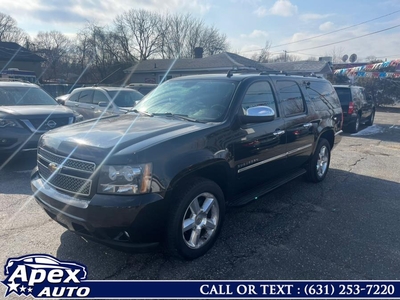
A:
307,81,341,111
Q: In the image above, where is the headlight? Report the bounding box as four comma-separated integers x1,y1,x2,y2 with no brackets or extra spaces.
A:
73,111,84,123
97,163,152,195
0,119,22,128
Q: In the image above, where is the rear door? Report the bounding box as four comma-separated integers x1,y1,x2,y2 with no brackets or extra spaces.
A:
335,87,352,117
275,80,315,169
356,87,372,120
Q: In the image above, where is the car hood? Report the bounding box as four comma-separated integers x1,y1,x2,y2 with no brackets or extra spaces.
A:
39,114,214,161
0,105,74,117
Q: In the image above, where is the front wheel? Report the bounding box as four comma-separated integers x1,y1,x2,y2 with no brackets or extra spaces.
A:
166,178,225,260
306,138,331,183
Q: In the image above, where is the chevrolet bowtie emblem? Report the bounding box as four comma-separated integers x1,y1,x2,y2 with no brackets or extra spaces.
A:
48,162,59,174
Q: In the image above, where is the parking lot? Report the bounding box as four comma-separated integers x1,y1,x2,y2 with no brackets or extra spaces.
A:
1,107,400,287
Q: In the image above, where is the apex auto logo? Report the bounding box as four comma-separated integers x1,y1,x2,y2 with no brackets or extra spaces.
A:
1,254,90,298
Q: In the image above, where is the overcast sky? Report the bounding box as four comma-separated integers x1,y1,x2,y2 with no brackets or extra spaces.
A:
2,0,400,62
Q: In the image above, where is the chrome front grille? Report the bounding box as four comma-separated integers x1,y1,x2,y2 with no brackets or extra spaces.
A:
37,148,96,196
38,148,95,172
21,117,73,133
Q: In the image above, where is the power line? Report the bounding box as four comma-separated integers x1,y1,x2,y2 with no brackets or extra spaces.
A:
287,24,400,53
270,9,400,49
238,9,400,55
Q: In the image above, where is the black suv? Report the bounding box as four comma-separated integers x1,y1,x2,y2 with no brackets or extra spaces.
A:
0,81,80,161
31,72,342,259
333,85,375,133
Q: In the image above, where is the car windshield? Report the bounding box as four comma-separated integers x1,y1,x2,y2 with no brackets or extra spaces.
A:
134,79,237,122
107,90,144,108
0,87,57,106
334,88,352,105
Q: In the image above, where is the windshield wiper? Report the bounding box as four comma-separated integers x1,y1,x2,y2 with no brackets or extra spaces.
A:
130,109,153,117
152,113,203,123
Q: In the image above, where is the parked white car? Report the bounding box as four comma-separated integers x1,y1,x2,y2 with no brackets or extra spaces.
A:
63,86,144,120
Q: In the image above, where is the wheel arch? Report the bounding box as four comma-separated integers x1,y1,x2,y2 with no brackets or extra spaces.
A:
317,129,335,150
166,160,233,204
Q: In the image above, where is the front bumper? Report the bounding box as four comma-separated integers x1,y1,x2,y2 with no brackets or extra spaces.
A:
0,128,41,154
31,168,167,251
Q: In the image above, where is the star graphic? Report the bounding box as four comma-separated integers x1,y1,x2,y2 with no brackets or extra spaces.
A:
20,285,26,293
7,281,19,293
28,287,33,293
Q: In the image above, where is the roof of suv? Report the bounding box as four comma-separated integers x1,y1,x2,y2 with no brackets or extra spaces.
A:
73,86,138,92
0,81,40,88
333,85,363,89
170,73,329,82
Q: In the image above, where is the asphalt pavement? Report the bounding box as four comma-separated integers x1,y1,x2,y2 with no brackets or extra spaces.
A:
1,107,399,288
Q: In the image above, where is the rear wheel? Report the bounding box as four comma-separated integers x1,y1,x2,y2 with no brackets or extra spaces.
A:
166,178,225,260
366,109,375,126
306,138,331,183
348,114,361,133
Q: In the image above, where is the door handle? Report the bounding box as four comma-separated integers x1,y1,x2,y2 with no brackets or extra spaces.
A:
91,106,95,109
303,123,313,128
74,103,79,106
273,130,285,136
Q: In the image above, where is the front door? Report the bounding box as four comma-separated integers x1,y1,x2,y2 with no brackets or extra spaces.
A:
233,80,287,193
76,89,95,120
92,90,112,119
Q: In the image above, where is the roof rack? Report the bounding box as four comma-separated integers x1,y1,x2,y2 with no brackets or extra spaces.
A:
226,67,260,78
259,70,288,76
259,71,323,78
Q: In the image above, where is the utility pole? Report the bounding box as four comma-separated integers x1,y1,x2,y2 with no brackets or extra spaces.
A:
283,50,287,62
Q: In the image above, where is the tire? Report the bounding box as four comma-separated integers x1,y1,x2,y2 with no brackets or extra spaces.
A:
366,109,375,126
306,138,331,183
166,177,225,260
348,113,361,133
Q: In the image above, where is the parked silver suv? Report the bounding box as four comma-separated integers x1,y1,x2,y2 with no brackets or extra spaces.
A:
64,86,144,120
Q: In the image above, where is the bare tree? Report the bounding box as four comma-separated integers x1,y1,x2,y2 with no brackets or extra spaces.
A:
33,31,71,81
199,25,228,57
114,9,162,61
0,12,28,44
325,46,346,63
158,13,228,59
250,41,271,62
365,55,382,63
270,52,301,62
74,23,131,83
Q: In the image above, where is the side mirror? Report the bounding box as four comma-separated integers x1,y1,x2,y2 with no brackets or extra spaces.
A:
240,106,275,124
98,101,108,107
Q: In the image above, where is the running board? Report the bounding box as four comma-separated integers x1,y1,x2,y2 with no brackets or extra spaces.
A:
228,168,307,207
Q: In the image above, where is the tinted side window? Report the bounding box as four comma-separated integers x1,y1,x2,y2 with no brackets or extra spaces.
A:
306,81,341,111
93,90,109,105
69,91,80,102
276,80,305,116
242,81,278,116
78,90,93,104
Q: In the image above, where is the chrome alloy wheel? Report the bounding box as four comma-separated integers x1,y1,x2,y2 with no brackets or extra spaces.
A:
316,145,329,178
355,116,360,132
182,192,219,249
